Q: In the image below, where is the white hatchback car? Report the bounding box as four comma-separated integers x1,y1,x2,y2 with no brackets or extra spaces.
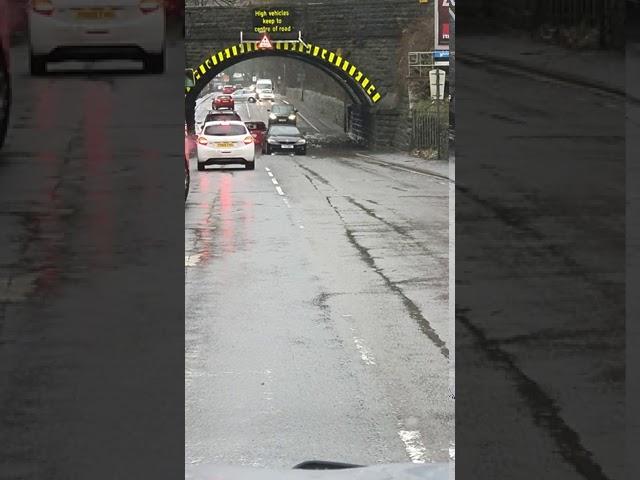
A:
28,0,166,75
197,121,256,171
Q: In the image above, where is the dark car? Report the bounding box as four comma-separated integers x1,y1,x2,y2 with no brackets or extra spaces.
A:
245,121,267,147
0,0,10,149
213,94,235,110
263,125,306,155
268,103,297,126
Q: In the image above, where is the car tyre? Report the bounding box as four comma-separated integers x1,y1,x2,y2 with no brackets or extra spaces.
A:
264,145,270,155
197,162,206,171
29,52,47,76
246,162,255,170
144,50,165,74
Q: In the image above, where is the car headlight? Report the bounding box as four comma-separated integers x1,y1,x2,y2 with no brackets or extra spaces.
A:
288,114,297,120
269,114,277,120
267,138,278,144
296,139,307,145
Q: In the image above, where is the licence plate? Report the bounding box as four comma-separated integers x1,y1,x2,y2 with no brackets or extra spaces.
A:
282,145,294,149
74,8,115,20
216,142,234,148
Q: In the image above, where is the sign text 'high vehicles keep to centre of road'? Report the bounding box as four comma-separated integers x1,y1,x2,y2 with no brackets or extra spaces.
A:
252,7,298,39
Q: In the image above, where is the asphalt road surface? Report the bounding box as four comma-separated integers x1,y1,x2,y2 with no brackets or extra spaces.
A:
456,49,625,479
186,93,453,467
0,39,185,478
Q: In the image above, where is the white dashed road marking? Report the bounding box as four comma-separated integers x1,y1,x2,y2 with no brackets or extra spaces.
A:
275,186,284,196
398,430,428,464
271,178,279,185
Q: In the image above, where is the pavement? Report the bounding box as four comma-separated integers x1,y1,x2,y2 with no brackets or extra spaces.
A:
186,94,453,467
460,33,625,97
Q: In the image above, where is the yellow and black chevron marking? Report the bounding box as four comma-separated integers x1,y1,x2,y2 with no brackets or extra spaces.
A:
186,41,382,104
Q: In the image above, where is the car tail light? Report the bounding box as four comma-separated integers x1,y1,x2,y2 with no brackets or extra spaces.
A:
33,0,55,15
139,0,161,14
197,137,208,145
244,136,254,145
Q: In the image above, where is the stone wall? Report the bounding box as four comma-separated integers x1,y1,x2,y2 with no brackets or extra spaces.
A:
285,88,345,129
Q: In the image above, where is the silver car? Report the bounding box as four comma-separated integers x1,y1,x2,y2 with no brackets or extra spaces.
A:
232,88,257,103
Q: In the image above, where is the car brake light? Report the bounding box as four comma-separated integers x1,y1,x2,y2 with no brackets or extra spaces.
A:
139,0,160,14
244,136,254,145
197,137,208,145
33,0,54,15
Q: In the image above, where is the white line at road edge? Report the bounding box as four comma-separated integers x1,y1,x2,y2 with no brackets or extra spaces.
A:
297,111,321,133
354,153,453,182
275,186,284,196
271,178,279,185
398,430,428,464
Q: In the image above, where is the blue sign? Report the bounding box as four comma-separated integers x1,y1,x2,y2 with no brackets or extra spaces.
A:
434,50,449,59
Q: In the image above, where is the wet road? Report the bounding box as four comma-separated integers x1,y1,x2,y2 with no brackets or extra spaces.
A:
456,49,625,479
185,94,453,466
0,39,184,478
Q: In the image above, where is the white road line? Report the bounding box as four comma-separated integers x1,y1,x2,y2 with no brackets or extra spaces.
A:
267,171,274,177
245,102,251,119
398,430,428,464
265,167,271,172
275,186,285,196
354,153,453,182
298,111,321,133
185,254,202,267
282,198,291,208
352,336,376,365
271,178,279,185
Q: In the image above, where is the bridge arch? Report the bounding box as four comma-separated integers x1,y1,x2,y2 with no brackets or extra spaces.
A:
185,40,383,136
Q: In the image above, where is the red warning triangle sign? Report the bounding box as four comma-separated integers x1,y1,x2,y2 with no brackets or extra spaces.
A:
258,34,273,50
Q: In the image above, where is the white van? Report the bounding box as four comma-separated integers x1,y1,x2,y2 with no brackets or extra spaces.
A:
255,79,273,99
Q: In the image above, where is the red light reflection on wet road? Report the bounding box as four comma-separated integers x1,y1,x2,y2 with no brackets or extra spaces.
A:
84,82,113,269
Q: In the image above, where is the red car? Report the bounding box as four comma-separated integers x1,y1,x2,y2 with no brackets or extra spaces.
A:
222,85,235,94
245,121,267,149
213,95,235,110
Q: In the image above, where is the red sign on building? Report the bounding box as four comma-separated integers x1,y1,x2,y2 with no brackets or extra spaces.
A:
435,0,450,49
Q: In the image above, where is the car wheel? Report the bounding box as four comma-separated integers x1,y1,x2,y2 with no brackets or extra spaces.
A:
197,162,206,171
0,49,10,149
265,145,270,155
246,162,255,170
29,52,47,76
144,50,165,74
248,97,256,103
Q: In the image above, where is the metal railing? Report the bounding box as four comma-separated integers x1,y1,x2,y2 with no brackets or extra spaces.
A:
411,109,449,159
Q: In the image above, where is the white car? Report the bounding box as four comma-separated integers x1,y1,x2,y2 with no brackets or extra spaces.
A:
232,88,257,103
258,89,275,101
197,121,256,171
28,0,166,75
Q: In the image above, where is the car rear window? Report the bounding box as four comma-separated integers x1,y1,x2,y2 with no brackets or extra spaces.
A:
204,124,247,136
218,95,232,100
205,113,241,122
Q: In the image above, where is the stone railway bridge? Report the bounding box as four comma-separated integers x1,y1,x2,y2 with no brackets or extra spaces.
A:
185,0,432,148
